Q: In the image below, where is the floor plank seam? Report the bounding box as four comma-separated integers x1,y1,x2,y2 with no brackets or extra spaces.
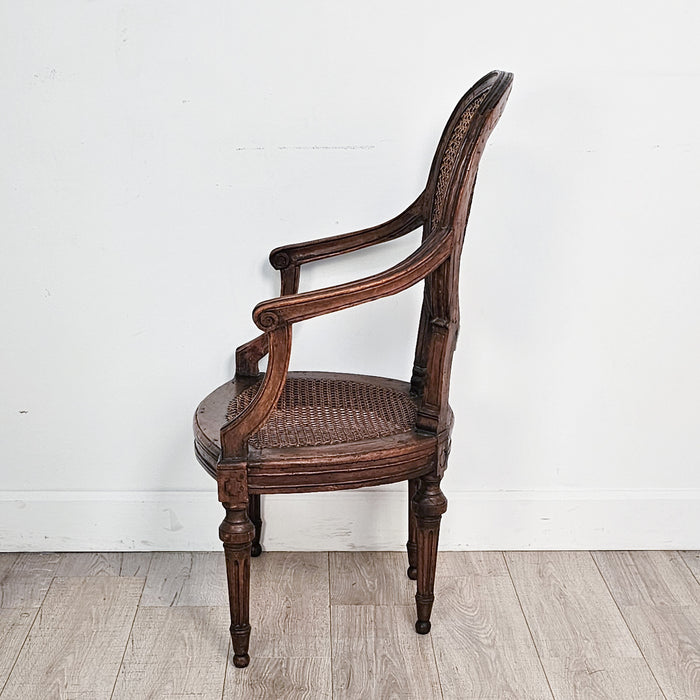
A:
220,636,230,700
0,606,40,699
501,552,556,700
588,551,669,700
0,556,58,699
428,620,445,700
679,550,700,588
108,575,147,700
327,552,334,700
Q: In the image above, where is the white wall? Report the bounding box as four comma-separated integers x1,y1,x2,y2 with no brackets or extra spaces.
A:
2,1,699,551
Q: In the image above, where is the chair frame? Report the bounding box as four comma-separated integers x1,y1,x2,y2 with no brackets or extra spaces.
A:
195,70,513,667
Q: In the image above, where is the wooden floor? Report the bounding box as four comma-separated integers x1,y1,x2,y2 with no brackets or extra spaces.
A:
0,551,699,699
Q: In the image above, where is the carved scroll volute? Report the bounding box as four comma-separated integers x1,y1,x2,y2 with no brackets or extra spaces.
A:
220,325,292,462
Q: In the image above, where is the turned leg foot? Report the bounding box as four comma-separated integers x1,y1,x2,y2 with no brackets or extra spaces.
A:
406,478,420,580
220,504,255,667
231,623,251,667
248,494,263,557
412,473,447,635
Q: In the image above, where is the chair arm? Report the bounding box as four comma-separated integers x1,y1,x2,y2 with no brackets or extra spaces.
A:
235,332,269,377
253,227,453,331
222,228,450,458
236,196,426,376
221,325,293,459
269,192,426,271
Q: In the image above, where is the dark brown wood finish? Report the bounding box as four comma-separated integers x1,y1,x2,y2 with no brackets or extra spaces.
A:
193,70,513,666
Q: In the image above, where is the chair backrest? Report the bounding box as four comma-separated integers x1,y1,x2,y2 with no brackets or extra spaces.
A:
411,71,513,434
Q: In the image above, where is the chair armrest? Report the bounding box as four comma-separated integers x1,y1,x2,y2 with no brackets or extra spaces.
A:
235,332,269,377
269,192,426,271
253,227,453,331
236,195,427,376
223,227,451,459
221,325,293,459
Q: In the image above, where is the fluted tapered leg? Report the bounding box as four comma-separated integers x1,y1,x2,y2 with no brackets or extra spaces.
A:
406,478,420,580
220,504,255,667
248,494,263,557
412,473,447,634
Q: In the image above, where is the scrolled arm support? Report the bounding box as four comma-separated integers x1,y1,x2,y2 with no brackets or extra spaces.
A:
227,227,452,459
221,325,292,459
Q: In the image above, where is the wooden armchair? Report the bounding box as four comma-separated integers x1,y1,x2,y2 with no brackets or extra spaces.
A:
193,70,513,667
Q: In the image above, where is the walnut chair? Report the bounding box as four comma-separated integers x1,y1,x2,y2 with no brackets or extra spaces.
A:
193,70,513,667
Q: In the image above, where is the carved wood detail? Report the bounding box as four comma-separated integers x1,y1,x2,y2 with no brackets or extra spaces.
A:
220,504,255,667
193,70,513,667
412,473,448,634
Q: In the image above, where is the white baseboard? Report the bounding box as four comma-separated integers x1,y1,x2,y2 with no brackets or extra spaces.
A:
1,488,698,551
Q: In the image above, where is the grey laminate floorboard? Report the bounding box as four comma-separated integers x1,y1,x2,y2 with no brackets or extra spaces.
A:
54,552,153,578
0,553,60,608
594,550,700,699
1,550,696,699
431,552,552,699
223,552,332,699
140,551,227,606
330,551,414,606
0,608,37,690
112,606,229,700
223,657,332,699
248,552,330,659
680,550,700,586
331,604,441,700
506,551,664,699
1,577,143,700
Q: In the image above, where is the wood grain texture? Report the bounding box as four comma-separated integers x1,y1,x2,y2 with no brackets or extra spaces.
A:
1,576,143,700
55,552,152,578
0,552,60,608
0,608,37,689
112,606,229,700
223,657,332,699
619,604,700,700
680,550,700,586
249,552,330,658
118,552,153,578
505,551,662,699
140,551,227,606
431,552,552,699
329,551,414,606
0,554,18,581
680,550,700,584
595,550,700,699
592,551,700,607
541,657,664,699
331,604,441,700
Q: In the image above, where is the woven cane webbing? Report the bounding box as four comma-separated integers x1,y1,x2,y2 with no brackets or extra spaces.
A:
225,376,417,449
432,92,487,223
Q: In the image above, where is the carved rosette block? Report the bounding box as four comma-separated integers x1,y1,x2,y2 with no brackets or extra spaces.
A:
412,474,448,634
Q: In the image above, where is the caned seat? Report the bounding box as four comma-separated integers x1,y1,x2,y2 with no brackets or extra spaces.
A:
193,70,513,668
194,372,445,493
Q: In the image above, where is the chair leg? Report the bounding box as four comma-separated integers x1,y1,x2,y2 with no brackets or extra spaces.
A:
412,473,447,634
220,503,255,667
248,494,263,557
406,478,420,580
